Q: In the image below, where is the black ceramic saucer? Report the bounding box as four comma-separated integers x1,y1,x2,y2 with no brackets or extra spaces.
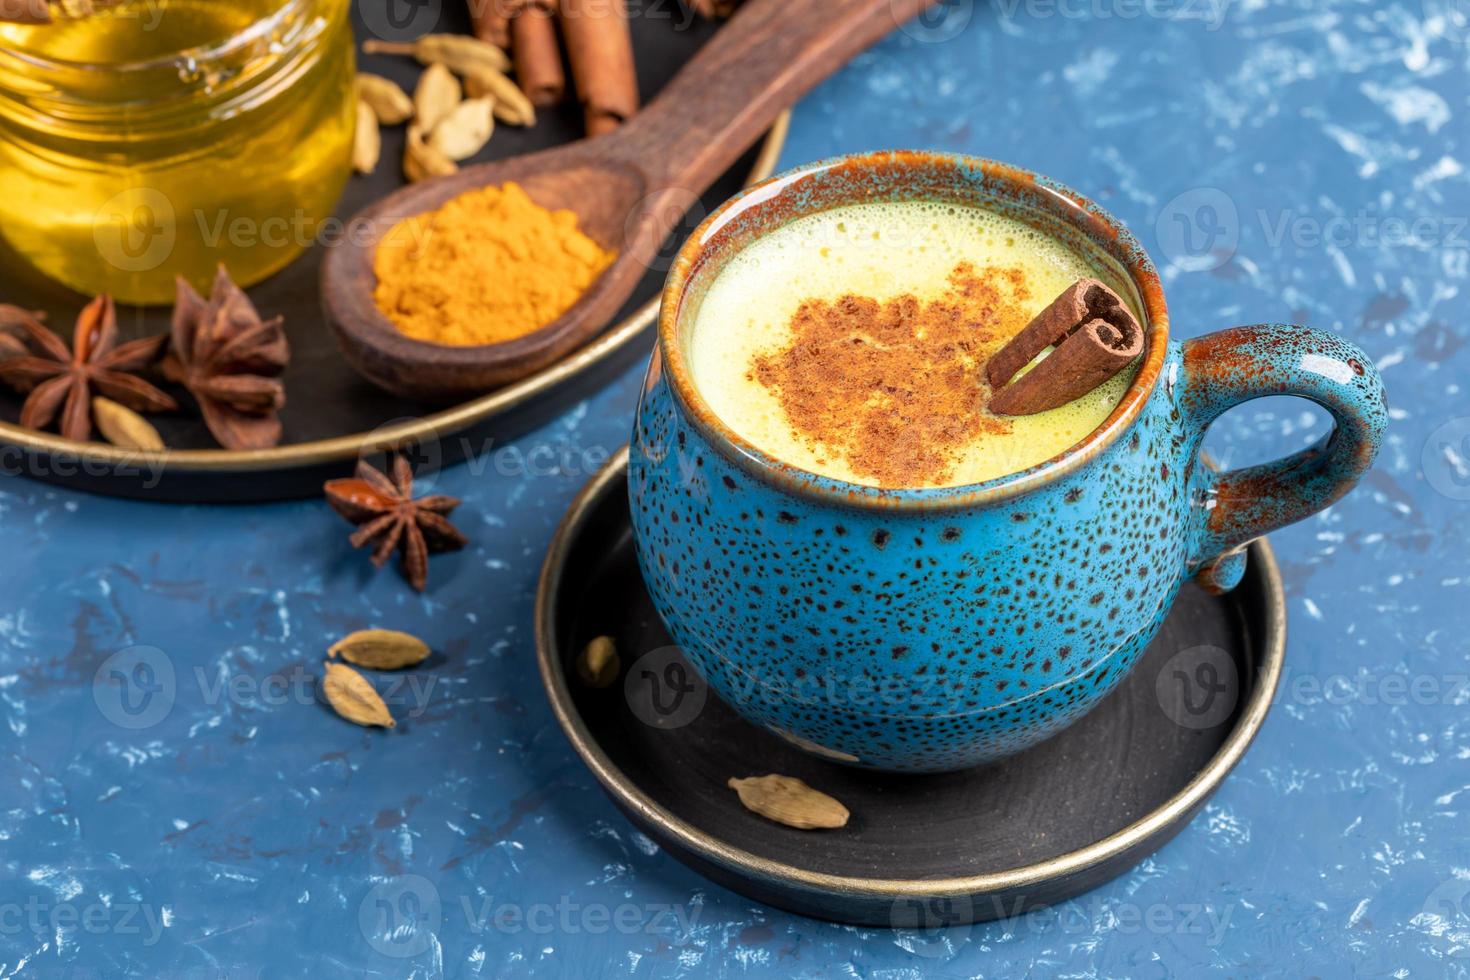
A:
536,448,1285,926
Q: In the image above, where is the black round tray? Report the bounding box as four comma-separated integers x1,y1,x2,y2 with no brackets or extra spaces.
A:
536,447,1286,926
0,4,787,501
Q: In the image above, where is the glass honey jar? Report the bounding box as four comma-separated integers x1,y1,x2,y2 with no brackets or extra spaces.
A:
0,0,355,304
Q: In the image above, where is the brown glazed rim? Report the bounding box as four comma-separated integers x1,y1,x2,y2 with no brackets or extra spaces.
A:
0,116,789,477
657,149,1172,512
535,447,1287,904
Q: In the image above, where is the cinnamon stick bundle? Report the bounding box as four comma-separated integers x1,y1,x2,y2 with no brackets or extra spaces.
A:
512,0,566,108
558,0,639,136
467,0,514,48
987,279,1143,416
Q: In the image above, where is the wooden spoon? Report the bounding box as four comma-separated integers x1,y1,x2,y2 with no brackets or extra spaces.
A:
323,0,941,404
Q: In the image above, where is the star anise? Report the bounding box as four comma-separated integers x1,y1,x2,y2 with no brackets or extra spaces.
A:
162,265,289,450
0,296,176,442
324,454,467,592
0,307,33,359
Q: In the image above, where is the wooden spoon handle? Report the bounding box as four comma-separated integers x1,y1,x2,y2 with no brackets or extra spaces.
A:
615,0,940,189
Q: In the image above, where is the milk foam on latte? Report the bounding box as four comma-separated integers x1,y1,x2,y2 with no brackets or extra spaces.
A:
686,201,1140,489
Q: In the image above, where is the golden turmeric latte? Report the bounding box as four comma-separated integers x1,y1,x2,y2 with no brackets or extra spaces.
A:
689,200,1138,489
373,181,614,346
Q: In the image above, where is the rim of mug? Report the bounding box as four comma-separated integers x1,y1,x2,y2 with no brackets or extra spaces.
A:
656,149,1171,512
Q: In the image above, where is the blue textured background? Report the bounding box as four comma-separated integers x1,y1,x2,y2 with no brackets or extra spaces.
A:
4,0,1469,975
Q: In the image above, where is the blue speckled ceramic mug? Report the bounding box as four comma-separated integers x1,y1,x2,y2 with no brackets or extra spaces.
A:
628,151,1387,773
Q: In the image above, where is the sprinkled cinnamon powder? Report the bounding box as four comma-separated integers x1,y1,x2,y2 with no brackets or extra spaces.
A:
750,262,1031,488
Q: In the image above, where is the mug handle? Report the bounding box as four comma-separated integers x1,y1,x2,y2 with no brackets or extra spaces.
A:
1177,323,1388,594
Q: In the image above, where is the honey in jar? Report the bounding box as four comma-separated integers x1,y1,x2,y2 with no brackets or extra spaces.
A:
0,0,355,304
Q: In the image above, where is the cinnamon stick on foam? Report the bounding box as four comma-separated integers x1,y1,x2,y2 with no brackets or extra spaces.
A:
559,0,639,136
987,278,1143,416
0,0,50,23
467,0,514,48
512,0,566,107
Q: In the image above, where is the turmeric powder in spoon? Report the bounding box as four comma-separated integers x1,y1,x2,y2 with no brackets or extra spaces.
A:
373,181,614,347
